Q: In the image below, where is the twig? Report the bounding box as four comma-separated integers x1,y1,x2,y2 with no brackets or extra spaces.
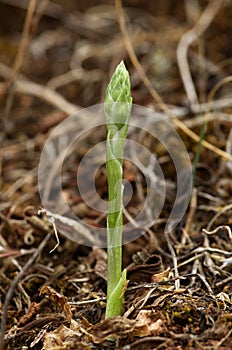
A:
121,337,170,350
136,286,158,310
197,262,213,294
69,297,106,306
177,0,225,112
205,204,232,231
226,127,232,173
214,328,232,349
0,233,52,350
216,275,232,288
190,259,199,287
177,253,204,269
184,187,198,236
202,225,232,242
32,0,50,30
164,232,180,290
194,246,232,257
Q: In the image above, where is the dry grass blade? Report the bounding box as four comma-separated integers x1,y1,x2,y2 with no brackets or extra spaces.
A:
177,0,225,112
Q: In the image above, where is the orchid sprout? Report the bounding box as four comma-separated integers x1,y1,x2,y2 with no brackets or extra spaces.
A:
104,61,132,318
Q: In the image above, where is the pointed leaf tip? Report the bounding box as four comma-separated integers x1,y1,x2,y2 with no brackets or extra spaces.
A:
104,60,132,128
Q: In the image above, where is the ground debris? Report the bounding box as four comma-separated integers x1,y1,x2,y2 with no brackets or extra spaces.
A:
1,0,232,349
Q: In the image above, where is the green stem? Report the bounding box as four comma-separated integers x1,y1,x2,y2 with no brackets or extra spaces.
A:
106,132,125,316
104,61,132,318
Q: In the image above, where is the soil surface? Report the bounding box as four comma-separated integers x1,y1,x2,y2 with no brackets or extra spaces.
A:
0,1,232,349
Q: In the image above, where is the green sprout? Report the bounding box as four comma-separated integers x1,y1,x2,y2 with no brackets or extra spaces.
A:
104,61,132,318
